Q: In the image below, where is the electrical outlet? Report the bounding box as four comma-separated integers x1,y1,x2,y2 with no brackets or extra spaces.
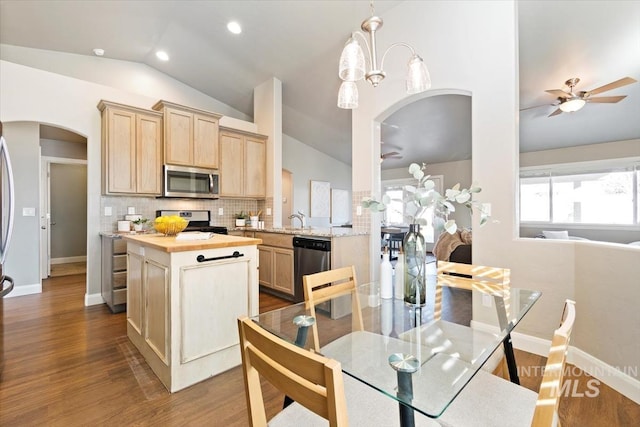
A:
266,208,272,215
218,208,224,216
356,206,362,216
22,207,36,217
482,293,492,307
104,207,112,216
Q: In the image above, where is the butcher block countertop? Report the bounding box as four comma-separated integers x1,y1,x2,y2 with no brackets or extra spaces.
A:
121,233,262,253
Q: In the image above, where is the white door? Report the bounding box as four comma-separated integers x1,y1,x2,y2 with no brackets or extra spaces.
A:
39,158,50,279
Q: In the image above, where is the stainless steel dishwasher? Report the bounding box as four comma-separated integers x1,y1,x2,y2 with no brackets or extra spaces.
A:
293,236,351,318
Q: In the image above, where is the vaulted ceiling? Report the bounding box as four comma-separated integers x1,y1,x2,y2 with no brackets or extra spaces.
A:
1,1,638,170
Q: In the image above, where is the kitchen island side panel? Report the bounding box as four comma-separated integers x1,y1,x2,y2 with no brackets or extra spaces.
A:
125,239,259,392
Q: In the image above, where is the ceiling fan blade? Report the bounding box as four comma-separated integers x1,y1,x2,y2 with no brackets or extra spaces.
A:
545,89,571,99
548,108,563,117
381,151,400,158
586,95,627,104
520,103,555,111
586,77,637,96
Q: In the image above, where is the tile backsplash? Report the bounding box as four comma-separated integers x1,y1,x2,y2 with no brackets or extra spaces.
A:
100,196,264,232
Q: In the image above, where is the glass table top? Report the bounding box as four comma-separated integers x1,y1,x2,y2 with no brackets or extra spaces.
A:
252,281,540,419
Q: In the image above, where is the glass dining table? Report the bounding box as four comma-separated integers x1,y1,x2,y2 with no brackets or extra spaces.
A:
252,280,541,426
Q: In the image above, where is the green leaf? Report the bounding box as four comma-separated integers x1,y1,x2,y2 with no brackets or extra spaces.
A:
444,220,458,234
408,163,421,174
455,191,471,204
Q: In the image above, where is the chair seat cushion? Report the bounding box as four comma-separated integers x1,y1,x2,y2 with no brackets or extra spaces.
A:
269,374,440,426
437,370,537,427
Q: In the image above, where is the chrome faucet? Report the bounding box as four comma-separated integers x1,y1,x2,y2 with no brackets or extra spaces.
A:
288,211,306,228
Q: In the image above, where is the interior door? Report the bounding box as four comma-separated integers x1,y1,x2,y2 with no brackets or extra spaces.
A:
39,158,50,279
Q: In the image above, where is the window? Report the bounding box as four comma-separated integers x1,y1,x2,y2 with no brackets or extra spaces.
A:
520,160,640,227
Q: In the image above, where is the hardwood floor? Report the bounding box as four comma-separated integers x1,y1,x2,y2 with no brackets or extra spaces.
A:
1,275,637,426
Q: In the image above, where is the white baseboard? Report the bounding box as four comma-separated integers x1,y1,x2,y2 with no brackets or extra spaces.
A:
85,292,104,306
4,282,42,297
471,320,640,404
568,346,640,405
51,256,87,264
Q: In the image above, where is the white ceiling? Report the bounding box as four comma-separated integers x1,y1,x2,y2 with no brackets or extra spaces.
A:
1,1,638,169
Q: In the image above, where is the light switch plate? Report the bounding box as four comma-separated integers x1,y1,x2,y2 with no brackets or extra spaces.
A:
104,207,112,216
22,207,36,217
356,206,362,216
218,208,224,216
266,208,272,216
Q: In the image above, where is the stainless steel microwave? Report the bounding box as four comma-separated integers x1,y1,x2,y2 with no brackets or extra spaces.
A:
163,165,219,199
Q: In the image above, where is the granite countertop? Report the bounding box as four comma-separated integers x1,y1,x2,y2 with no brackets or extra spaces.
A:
120,233,262,253
231,227,368,238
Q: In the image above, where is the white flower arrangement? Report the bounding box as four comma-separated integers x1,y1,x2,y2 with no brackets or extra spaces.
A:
362,163,489,234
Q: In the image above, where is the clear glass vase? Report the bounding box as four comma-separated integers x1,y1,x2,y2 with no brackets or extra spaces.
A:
403,223,426,306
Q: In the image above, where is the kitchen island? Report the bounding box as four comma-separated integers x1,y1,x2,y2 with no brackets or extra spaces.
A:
121,232,261,392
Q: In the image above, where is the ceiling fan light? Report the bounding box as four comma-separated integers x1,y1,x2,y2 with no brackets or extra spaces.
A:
337,81,359,109
559,98,586,113
406,54,431,94
338,38,365,82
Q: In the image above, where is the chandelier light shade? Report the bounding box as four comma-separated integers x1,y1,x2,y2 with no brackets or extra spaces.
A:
337,81,359,109
337,3,431,109
338,38,366,82
559,97,586,113
406,54,431,94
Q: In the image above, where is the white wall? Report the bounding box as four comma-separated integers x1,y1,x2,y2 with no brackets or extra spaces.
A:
2,122,42,294
351,0,639,395
0,53,259,304
520,138,640,167
282,134,352,227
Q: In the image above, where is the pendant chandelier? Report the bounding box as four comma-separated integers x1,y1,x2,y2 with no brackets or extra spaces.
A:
337,2,431,109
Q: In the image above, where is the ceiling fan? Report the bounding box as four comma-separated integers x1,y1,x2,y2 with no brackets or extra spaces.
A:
522,76,637,117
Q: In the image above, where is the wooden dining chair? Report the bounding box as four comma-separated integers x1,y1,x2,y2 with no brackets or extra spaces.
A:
238,316,440,427
439,299,577,427
303,266,364,352
237,316,348,426
435,261,511,378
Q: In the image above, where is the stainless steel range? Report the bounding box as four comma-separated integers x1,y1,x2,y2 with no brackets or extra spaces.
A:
155,210,228,234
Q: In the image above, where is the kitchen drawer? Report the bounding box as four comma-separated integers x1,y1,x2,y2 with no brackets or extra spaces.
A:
113,288,127,306
254,232,293,249
113,239,127,254
113,271,127,289
113,254,127,271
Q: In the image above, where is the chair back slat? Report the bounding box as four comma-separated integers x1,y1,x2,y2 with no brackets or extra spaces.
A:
303,266,363,351
238,317,348,427
531,300,576,427
435,261,511,321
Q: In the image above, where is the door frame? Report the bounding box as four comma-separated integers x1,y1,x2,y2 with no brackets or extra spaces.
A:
39,155,88,280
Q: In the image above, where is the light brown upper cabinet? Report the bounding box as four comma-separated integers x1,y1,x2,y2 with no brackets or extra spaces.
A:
152,100,221,169
98,100,163,196
219,127,267,199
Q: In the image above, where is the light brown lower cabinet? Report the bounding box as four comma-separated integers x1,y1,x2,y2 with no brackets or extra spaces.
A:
255,232,294,298
258,245,294,296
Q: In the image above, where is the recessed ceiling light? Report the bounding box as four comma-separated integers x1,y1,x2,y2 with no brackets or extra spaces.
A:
227,21,242,34
93,48,104,57
156,50,169,61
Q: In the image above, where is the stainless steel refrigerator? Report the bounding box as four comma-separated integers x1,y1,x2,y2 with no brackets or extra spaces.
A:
0,122,16,377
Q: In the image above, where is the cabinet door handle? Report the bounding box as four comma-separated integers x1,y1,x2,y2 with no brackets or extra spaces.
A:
196,251,244,263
